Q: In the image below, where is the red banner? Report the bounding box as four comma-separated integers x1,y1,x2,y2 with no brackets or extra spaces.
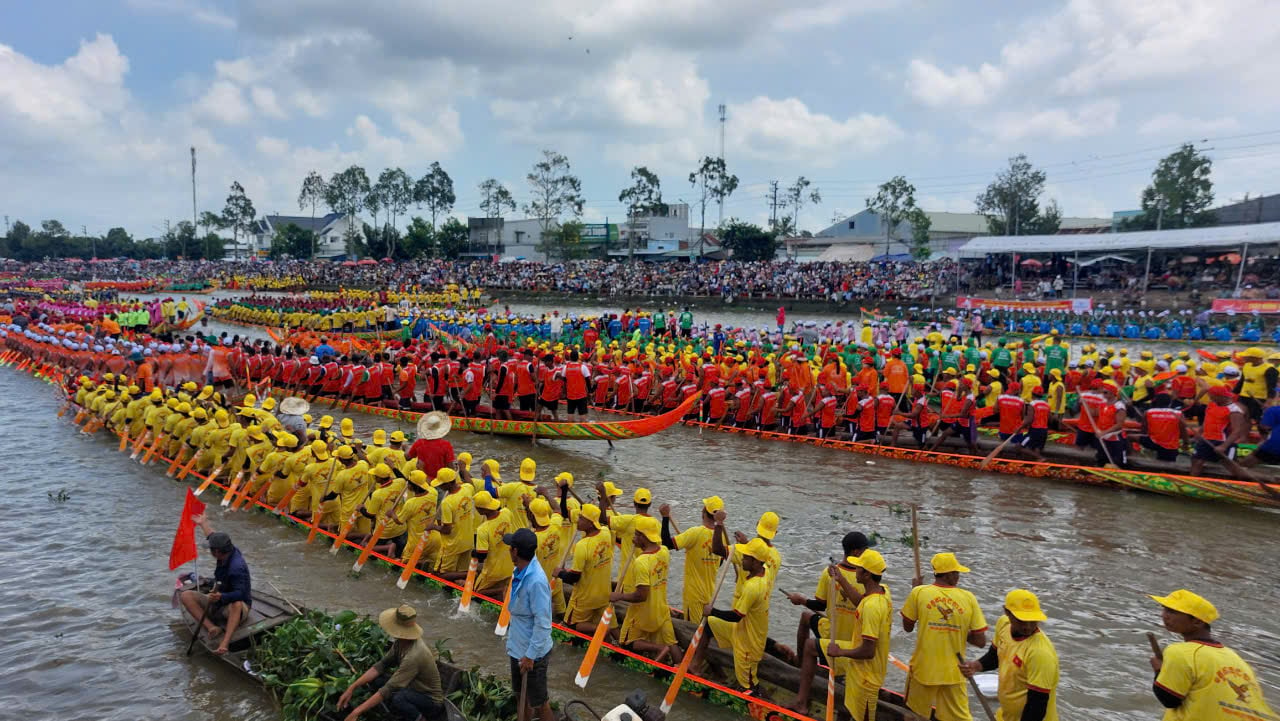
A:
1211,299,1280,314
168,488,206,570
956,296,1093,312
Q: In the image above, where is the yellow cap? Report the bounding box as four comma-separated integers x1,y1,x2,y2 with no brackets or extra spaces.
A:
1242,347,1266,359
529,497,552,526
431,467,458,487
309,439,329,458
318,414,333,428
1004,589,1047,622
580,503,602,528
371,463,392,479
555,472,574,488
931,552,970,574
335,446,354,459
635,515,661,543
851,549,887,575
408,470,429,490
481,459,501,480
1150,589,1218,624
192,408,208,420
473,490,500,511
520,457,536,482
340,417,354,435
275,432,296,447
756,511,779,540
248,424,266,440
458,451,473,467
633,488,652,504
371,429,387,446
735,537,772,562
703,496,724,514
390,430,407,443
262,397,276,410
602,481,623,498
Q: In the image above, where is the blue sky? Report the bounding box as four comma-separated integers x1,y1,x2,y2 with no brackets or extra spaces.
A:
2,0,1279,240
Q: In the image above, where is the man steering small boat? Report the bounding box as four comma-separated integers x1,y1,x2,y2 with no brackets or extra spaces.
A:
177,514,251,656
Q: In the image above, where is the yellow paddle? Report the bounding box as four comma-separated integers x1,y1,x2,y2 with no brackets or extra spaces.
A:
220,469,245,507
397,527,435,590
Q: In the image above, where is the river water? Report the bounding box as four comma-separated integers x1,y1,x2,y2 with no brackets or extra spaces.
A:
4,295,1277,721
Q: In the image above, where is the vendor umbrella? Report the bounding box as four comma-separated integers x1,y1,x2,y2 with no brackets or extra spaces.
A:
357,258,377,265
1019,258,1043,267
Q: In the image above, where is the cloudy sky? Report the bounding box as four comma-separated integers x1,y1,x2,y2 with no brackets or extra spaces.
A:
3,0,1279,239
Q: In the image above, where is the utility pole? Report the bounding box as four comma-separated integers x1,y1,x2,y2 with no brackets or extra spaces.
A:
191,147,198,258
768,180,780,230
717,103,726,230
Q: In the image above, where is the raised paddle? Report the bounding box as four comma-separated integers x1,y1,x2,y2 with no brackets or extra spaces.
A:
1079,396,1119,468
186,580,220,656
659,549,734,714
911,505,923,585
574,553,636,688
957,652,998,721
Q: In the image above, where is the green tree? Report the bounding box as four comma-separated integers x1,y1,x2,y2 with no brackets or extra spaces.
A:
478,178,516,220
8,220,32,259
974,154,1058,236
618,166,664,260
325,165,371,255
101,227,133,257
297,171,328,258
201,233,226,260
538,220,592,260
525,150,585,259
402,216,436,258
436,217,469,260
866,175,921,257
688,156,739,259
1125,143,1216,230
375,167,413,256
222,181,257,256
906,207,933,260
270,222,314,258
785,176,821,235
415,162,457,230
719,219,778,261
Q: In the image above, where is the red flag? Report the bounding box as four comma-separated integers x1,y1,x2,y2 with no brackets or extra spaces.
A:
168,488,207,570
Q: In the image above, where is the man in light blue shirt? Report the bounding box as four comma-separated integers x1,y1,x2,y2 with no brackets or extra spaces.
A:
503,528,554,721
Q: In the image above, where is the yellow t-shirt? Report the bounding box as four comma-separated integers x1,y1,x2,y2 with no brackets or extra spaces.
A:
901,584,988,686
674,525,720,612
730,574,770,663
993,615,1060,721
366,485,406,538
1155,640,1277,721
497,482,536,528
569,530,615,610
399,491,438,539
1020,374,1041,401
815,563,866,643
439,488,476,557
843,589,893,694
610,512,650,593
732,541,781,606
628,547,671,633
333,462,371,519
534,517,574,579
475,508,516,590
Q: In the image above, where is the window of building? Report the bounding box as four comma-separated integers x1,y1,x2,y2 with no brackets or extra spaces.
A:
848,220,856,230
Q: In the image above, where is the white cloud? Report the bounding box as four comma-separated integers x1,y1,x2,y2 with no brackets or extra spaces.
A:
1138,113,1240,137
125,0,235,29
195,80,252,125
250,86,286,119
255,136,289,156
905,60,1005,108
0,34,129,127
728,96,904,167
983,100,1120,143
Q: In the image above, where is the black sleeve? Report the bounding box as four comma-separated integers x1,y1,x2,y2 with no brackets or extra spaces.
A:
661,516,676,550
1267,367,1278,396
558,485,570,519
558,569,581,584
1020,689,1050,721
978,643,999,672
1152,681,1183,709
708,607,740,622
804,598,826,613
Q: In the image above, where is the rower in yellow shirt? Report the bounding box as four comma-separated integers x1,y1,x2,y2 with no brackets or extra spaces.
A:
1148,589,1276,721
392,470,441,568
497,458,539,528
721,511,782,606
603,483,654,593
530,493,575,615
1020,363,1041,402
693,537,772,692
434,468,475,573
828,550,893,721
330,446,372,534
557,503,614,635
612,516,679,662
470,490,515,597
660,496,727,625
961,589,1059,721
901,552,989,721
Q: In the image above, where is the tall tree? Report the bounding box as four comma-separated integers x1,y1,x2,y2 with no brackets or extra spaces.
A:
325,165,370,256
689,156,739,260
478,178,516,219
222,181,257,256
525,150,585,259
618,166,664,261
414,162,457,230
906,207,933,260
785,176,822,235
402,216,437,258
1131,143,1216,230
866,175,920,257
974,154,1054,236
436,217,470,260
375,167,413,256
269,223,313,259
297,171,328,258
719,220,778,261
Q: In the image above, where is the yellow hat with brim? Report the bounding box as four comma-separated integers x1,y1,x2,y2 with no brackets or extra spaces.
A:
851,549,887,575
931,552,970,574
378,604,423,640
580,503,602,528
1242,347,1266,359
756,511,779,540
408,470,429,490
1150,589,1218,624
520,457,536,482
371,463,392,479
473,491,500,511
635,515,661,544
703,496,724,514
735,537,772,563
482,459,501,480
371,429,387,446
431,467,458,487
458,451,473,467
335,446,354,459
529,497,552,526
634,488,652,504
602,481,623,498
555,472,574,488
390,430,407,443
1005,589,1047,622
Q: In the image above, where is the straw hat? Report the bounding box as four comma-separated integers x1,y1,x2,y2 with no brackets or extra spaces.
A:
280,396,310,416
416,411,451,440
378,604,423,640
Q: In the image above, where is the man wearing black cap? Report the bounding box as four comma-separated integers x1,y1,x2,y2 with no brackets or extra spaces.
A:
504,527,554,721
178,514,251,655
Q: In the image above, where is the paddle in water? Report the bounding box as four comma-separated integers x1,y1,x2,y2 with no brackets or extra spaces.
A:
660,546,734,714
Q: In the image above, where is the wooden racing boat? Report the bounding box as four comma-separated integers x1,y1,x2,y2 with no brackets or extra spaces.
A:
256,386,700,441
175,579,468,721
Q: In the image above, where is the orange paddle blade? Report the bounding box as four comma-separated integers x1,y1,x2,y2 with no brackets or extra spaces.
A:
574,604,615,688
457,558,480,612
494,579,513,636
397,532,430,589
353,520,385,572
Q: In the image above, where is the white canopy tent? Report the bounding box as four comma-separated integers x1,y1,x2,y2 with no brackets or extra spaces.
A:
956,221,1280,295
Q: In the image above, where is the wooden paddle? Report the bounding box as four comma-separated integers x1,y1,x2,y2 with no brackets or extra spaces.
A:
492,579,514,637
574,553,636,688
979,433,1018,470
220,468,245,507
911,505,923,585
305,459,340,543
186,581,220,656
1079,396,1119,468
517,668,530,721
457,557,481,613
957,652,998,721
824,562,838,721
659,549,734,714
353,485,407,573
397,524,436,590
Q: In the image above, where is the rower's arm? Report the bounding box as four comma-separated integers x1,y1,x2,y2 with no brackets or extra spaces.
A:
660,516,676,550
831,568,864,607
967,628,988,648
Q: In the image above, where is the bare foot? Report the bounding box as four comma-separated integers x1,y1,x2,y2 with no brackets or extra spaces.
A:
213,645,230,656
205,626,224,641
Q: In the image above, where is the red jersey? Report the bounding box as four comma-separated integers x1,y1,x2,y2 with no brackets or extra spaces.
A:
539,365,563,402
734,387,754,423
1202,402,1242,442
759,391,780,426
1029,399,1051,429
997,394,1026,434
707,387,727,420
1145,407,1182,449
876,394,895,428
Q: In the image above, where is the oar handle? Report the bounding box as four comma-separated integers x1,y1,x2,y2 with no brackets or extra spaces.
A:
957,652,998,721
1146,631,1163,660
